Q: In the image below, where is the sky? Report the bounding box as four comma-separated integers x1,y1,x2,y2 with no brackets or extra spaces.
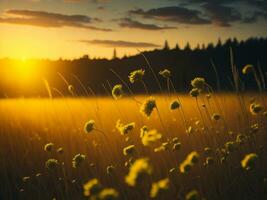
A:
0,0,266,59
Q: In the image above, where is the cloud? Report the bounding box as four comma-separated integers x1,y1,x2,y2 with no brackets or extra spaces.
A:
64,0,111,3
0,9,111,31
118,18,176,30
129,6,211,25
78,39,160,48
243,11,267,23
202,3,242,27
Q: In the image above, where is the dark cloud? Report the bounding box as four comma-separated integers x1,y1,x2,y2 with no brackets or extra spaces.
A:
129,6,211,25
119,18,176,30
0,9,111,31
64,0,111,3
243,11,267,23
202,3,242,27
79,39,160,48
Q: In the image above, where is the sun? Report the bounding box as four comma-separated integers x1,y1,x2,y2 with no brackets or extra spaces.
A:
17,59,35,79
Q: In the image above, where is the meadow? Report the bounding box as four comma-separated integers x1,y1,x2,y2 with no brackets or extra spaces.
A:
1,67,267,200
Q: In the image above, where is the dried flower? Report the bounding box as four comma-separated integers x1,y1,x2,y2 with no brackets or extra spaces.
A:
72,154,86,168
125,158,152,186
44,143,54,152
159,69,171,78
190,88,199,98
116,120,135,135
242,64,253,74
170,99,180,110
191,77,205,90
150,178,170,198
129,69,145,83
142,129,162,146
241,153,258,171
123,145,136,156
45,159,59,170
98,188,119,200
84,120,95,133
249,103,262,115
140,97,156,118
83,178,102,197
112,84,124,99
212,113,220,121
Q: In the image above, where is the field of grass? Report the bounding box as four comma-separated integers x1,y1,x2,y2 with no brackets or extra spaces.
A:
1,92,267,199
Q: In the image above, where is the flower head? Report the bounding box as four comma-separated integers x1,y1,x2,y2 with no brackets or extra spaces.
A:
140,97,156,118
190,88,199,98
129,69,145,83
84,120,95,133
107,165,115,174
179,151,199,173
125,158,152,186
57,147,64,154
191,77,205,90
44,143,54,152
112,84,124,99
249,103,262,115
186,190,199,200
141,129,162,146
116,120,135,135
68,85,75,94
212,113,220,121
72,154,86,168
170,99,180,110
241,153,258,171
225,141,236,153
140,126,149,138
187,151,200,164
242,64,253,74
83,178,102,197
45,158,59,170
150,178,170,198
159,69,171,78
123,145,136,156
98,188,119,200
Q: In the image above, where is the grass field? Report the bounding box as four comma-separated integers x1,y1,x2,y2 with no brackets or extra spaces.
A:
1,92,267,200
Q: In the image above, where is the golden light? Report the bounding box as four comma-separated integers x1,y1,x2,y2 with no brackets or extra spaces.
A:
16,58,36,82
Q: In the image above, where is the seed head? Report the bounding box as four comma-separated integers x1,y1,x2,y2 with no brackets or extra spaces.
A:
170,99,180,110
125,158,152,186
116,120,135,135
191,77,205,90
98,188,119,200
150,178,170,198
72,154,86,168
159,69,171,78
84,120,95,133
141,129,162,146
128,69,145,83
112,84,124,99
45,158,59,170
242,64,253,74
44,143,54,152
241,153,258,171
123,145,136,156
250,103,262,115
140,97,156,118
190,88,199,98
83,178,102,197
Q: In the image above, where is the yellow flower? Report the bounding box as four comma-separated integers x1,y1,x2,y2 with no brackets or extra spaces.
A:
125,158,152,186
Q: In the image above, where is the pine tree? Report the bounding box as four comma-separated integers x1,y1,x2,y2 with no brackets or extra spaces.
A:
113,48,117,59
163,40,170,50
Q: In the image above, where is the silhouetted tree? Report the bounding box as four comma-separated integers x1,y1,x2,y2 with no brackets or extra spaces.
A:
184,42,191,51
113,48,117,59
163,40,170,50
174,43,181,51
